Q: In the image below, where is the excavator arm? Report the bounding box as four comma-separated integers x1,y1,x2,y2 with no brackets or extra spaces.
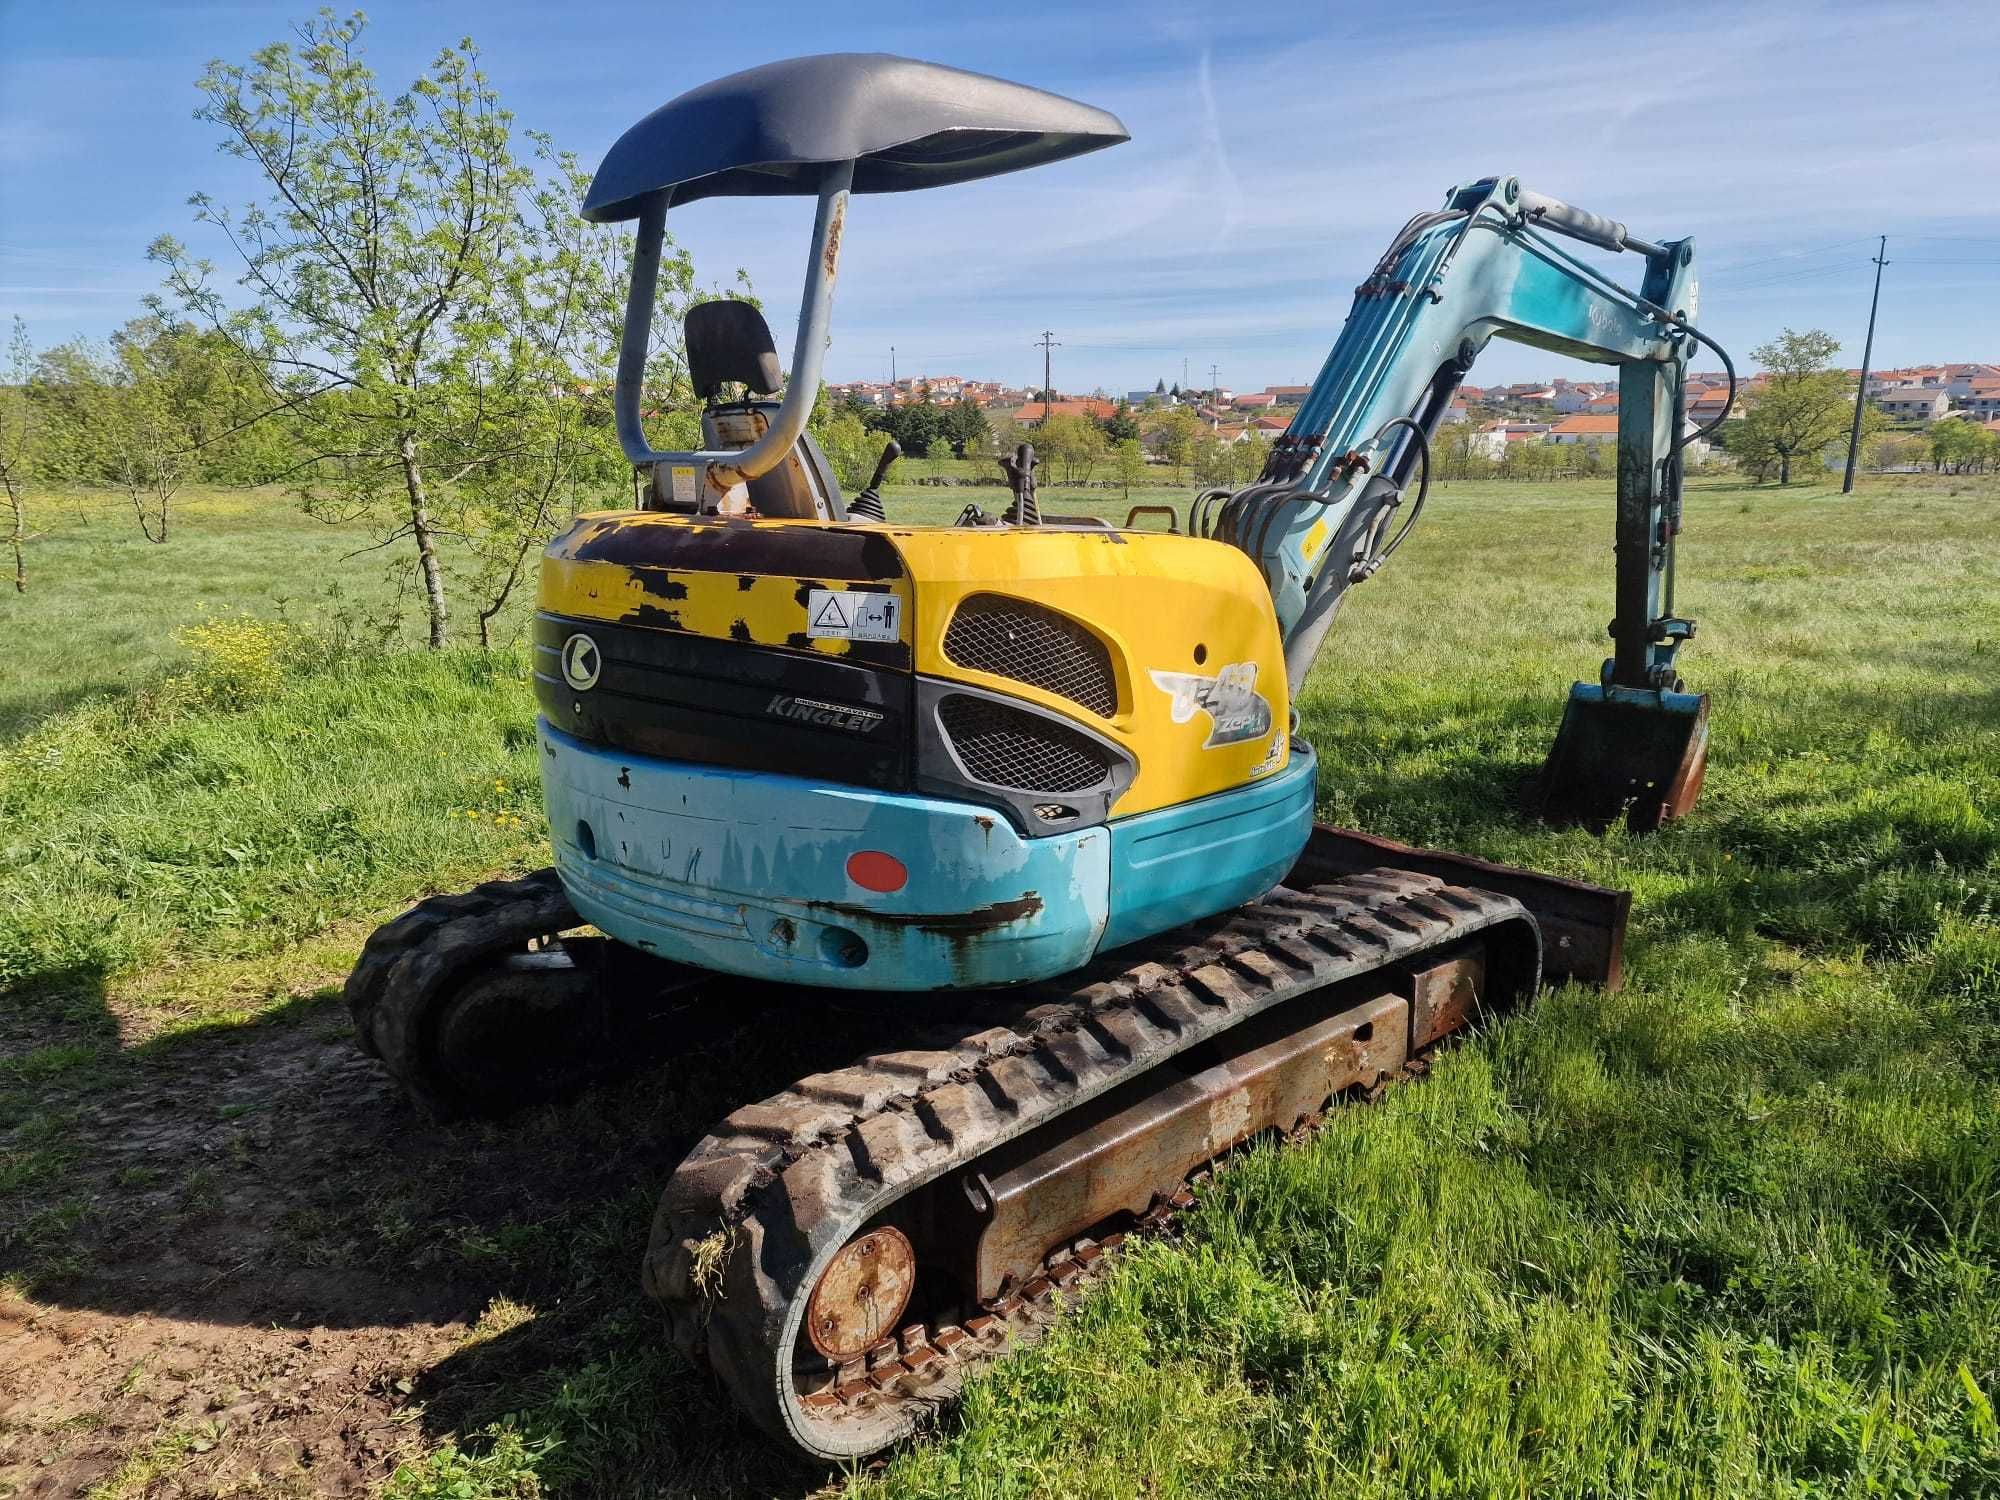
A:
1201,175,1730,831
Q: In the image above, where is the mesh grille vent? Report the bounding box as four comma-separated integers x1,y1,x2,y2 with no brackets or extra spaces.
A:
942,596,1117,718
938,696,1114,794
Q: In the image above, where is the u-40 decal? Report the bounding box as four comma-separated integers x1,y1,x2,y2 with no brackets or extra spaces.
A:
1150,661,1273,747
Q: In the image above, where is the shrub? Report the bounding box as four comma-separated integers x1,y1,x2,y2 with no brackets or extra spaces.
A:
173,609,295,708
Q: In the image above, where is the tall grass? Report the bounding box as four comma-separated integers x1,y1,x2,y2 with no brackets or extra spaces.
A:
4,472,1997,1494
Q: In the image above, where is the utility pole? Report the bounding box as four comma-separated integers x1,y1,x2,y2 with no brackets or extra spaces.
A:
1842,237,1888,494
889,345,896,387
1208,362,1220,399
1035,330,1060,402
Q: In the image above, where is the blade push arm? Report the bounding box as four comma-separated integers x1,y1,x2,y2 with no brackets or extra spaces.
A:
1208,176,1714,696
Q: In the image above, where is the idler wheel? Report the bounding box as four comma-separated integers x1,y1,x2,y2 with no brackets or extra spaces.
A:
805,1226,916,1360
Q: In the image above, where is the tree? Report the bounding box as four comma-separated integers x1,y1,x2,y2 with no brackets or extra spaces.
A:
25,320,230,543
944,395,990,458
1112,437,1146,500
155,12,692,647
1930,417,1998,474
1035,411,1106,484
1736,329,1849,485
1098,400,1140,445
811,402,878,491
1,320,37,591
871,398,948,458
1152,405,1201,482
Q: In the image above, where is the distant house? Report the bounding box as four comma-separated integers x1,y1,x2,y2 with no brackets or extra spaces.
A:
1875,386,1949,422
1250,414,1288,432
1585,392,1620,415
1441,397,1471,424
1230,391,1278,409
1946,363,2000,398
1548,413,1619,446
1263,385,1311,404
1956,382,2000,421
1011,398,1120,425
1688,388,1734,426
1507,383,1557,403
1469,420,1551,459
1552,386,1596,414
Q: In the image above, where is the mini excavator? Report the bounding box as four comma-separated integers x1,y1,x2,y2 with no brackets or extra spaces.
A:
346,55,1732,1460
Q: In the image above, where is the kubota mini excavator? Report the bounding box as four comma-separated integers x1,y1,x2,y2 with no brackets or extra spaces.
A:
346,54,1733,1459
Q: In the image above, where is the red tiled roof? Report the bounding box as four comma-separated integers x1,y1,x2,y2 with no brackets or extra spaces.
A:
1551,414,1619,434
1012,399,1118,422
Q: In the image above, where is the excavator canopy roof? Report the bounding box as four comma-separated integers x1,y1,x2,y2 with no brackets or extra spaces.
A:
581,53,1128,221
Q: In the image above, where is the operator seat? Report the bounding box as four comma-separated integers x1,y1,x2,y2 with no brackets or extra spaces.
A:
685,299,846,520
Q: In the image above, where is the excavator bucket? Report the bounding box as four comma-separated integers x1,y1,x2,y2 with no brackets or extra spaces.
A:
1537,682,1709,834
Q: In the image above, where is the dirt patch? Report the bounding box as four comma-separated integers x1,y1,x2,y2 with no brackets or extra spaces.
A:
0,979,908,1497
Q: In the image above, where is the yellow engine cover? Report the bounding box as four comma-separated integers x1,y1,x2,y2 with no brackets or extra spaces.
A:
538,514,1289,820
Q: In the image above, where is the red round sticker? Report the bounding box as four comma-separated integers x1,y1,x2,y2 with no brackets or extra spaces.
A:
845,850,908,893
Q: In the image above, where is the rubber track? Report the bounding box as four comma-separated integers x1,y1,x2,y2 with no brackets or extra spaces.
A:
344,868,579,1118
644,868,1539,1460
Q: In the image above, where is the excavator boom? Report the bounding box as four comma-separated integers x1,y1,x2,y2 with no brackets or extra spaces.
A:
1202,175,1725,831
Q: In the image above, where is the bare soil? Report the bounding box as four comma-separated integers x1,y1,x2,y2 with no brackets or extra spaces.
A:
0,979,908,1498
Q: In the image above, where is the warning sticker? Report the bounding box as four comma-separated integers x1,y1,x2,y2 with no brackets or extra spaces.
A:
806,588,902,643
669,465,698,505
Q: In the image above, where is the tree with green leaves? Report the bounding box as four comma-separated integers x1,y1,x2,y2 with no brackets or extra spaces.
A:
870,397,948,459
1735,329,1850,485
1930,417,1998,474
944,395,990,458
155,11,701,647
1,320,37,591
1152,405,1201,483
1112,437,1146,500
1099,400,1139,444
27,319,232,543
1035,411,1106,485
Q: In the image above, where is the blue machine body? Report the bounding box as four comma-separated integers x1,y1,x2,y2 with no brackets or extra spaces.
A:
540,720,1315,990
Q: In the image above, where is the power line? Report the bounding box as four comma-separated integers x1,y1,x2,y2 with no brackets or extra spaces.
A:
1842,236,1888,496
1033,329,1060,399
1701,236,1875,277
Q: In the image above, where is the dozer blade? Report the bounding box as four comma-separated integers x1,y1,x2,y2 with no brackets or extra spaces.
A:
1537,682,1709,834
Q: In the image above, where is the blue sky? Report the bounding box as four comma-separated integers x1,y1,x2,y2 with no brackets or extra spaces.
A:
3,1,1997,393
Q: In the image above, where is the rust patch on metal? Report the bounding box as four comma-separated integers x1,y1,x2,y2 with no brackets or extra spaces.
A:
964,987,1411,1301
823,196,846,280
808,893,1043,935
1405,950,1485,1050
806,1225,914,1360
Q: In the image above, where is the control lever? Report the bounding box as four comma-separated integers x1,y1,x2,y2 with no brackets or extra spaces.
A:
847,439,901,521
999,442,1040,525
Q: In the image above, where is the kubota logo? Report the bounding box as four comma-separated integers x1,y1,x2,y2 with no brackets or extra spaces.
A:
1150,661,1273,747
766,694,884,734
560,633,601,691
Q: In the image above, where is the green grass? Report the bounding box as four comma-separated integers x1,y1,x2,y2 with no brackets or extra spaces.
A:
4,471,1999,1495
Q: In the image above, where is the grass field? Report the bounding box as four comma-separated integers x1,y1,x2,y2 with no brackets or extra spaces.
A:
3,471,1998,1497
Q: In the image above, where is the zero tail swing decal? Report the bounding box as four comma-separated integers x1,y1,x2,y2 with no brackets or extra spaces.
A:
1150,662,1273,747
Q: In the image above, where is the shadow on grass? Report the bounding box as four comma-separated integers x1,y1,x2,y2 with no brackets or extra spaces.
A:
2,972,951,1495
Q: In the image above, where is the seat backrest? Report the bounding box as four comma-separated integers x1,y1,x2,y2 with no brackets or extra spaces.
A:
685,299,783,399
